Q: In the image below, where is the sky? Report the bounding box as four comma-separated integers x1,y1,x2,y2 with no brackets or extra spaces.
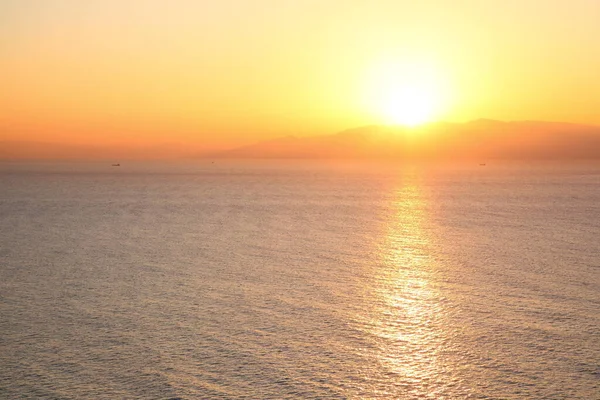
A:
1,0,600,149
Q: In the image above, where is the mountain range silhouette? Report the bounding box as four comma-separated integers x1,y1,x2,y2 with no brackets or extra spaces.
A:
2,120,599,160
208,120,600,160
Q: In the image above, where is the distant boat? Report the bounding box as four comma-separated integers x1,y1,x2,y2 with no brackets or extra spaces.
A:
112,163,120,167
479,163,486,166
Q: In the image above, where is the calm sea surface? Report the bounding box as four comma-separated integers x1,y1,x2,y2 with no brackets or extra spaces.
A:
1,161,599,399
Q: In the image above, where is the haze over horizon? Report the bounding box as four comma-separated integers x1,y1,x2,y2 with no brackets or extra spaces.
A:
3,119,600,161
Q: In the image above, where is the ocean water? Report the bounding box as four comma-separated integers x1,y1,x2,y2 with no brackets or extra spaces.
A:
0,160,599,399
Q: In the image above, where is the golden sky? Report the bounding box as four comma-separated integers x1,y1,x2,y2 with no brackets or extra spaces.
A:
1,0,600,148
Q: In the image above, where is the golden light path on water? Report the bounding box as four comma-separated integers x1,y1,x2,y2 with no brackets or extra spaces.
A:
357,170,462,398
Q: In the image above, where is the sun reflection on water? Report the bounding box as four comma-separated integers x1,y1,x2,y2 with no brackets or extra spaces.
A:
364,172,452,396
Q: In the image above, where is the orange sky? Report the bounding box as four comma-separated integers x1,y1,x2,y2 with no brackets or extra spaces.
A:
2,0,600,149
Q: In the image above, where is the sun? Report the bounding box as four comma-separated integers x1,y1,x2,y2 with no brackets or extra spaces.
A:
365,58,447,127
381,83,438,126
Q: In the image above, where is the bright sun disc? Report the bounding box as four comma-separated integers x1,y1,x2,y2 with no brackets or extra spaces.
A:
365,58,447,127
382,83,438,126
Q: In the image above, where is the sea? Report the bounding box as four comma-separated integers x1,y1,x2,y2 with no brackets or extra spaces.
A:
0,160,599,399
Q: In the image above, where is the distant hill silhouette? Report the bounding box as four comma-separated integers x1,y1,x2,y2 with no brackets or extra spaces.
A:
2,120,599,161
207,120,600,160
